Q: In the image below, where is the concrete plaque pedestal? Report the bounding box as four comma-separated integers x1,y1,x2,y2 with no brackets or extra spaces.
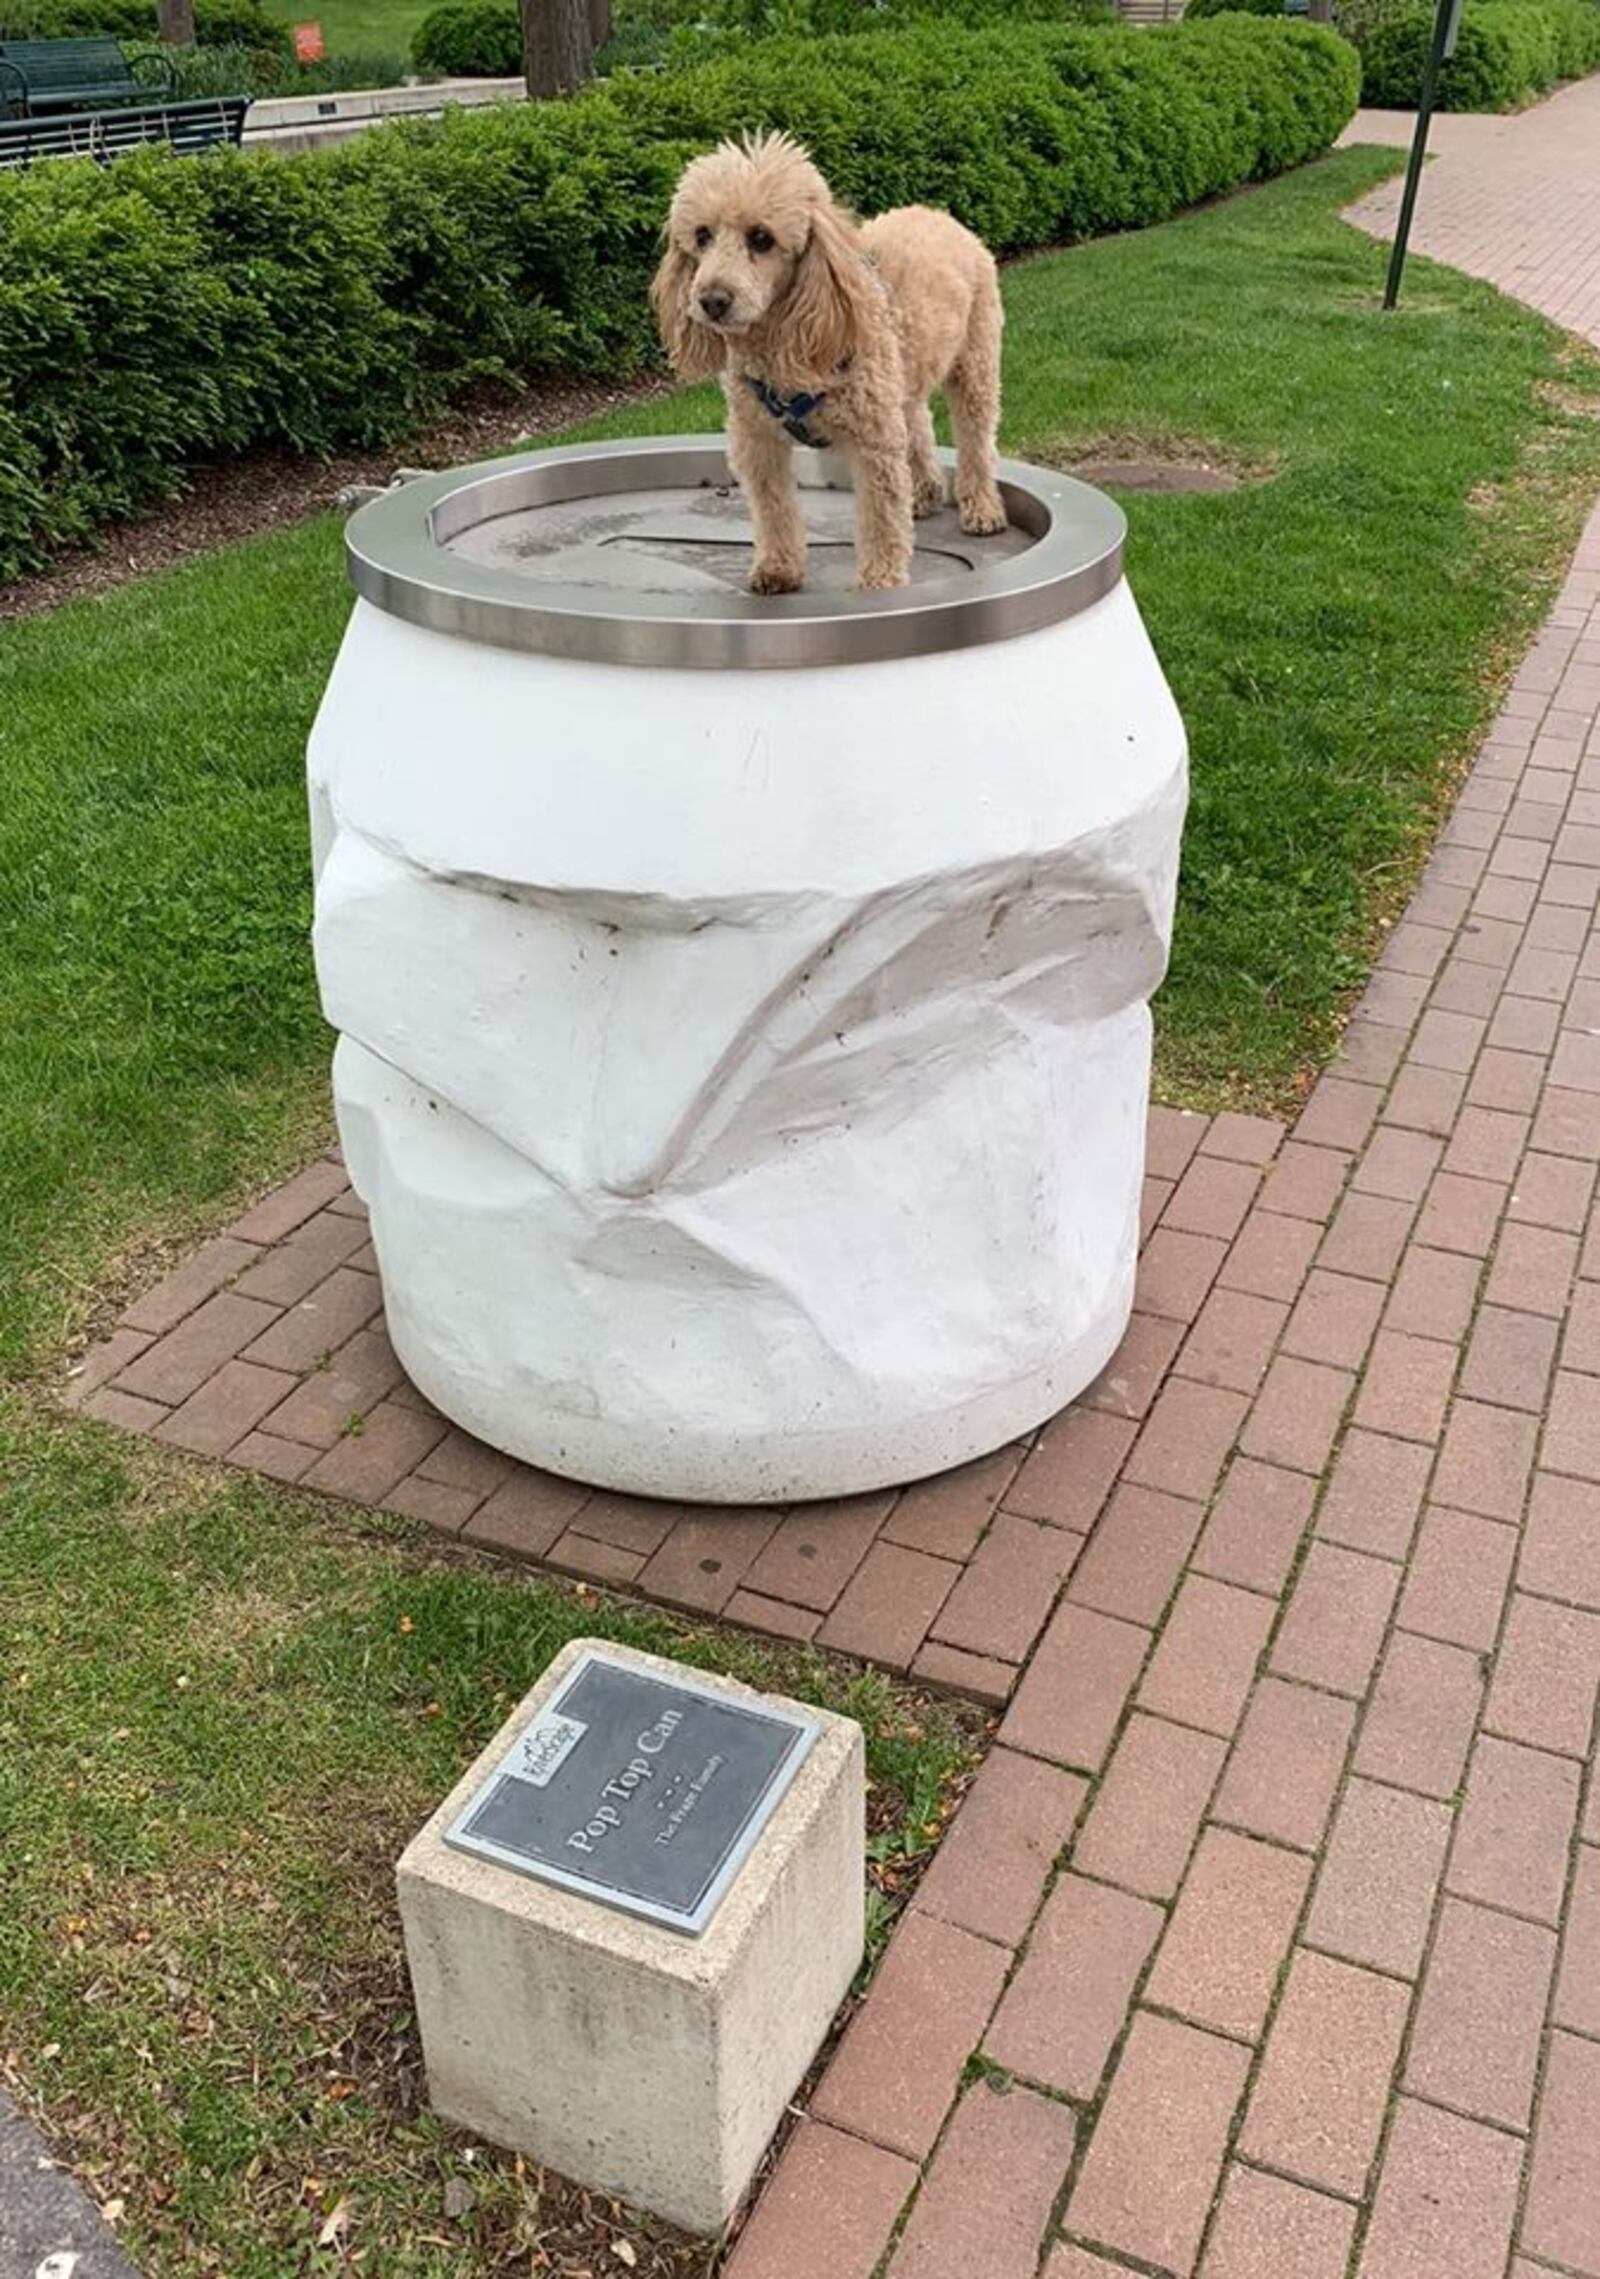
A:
396,1639,865,2235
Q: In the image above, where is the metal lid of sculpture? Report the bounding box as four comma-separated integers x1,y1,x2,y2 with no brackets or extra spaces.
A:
344,435,1125,671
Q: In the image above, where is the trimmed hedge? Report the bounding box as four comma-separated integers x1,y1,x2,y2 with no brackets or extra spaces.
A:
0,0,286,44
1189,0,1600,103
1358,0,1600,103
411,0,521,75
0,16,1358,574
410,0,1118,76
601,19,1357,229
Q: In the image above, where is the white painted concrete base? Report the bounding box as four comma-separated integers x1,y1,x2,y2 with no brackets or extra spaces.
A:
396,1640,865,2236
336,1013,1143,1501
312,568,1187,1503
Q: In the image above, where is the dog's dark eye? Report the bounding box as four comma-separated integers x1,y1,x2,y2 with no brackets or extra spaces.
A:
747,226,775,255
693,225,713,250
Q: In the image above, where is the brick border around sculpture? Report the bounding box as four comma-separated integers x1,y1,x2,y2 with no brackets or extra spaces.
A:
59,1099,1284,1708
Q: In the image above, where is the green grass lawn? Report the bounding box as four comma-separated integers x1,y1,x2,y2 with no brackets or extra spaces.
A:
259,0,433,61
3,141,1600,2279
0,1409,981,2277
5,147,1600,1385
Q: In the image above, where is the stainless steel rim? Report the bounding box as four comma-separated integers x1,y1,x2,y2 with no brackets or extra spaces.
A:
344,435,1126,670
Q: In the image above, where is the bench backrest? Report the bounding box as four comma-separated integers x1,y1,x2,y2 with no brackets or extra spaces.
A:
0,36,137,96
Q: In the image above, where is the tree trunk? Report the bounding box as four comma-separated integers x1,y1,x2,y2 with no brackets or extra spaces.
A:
587,0,612,53
1308,0,1334,19
158,0,196,43
520,0,594,96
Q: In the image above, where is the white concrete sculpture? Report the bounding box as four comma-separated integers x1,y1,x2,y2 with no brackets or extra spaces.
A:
309,442,1188,1504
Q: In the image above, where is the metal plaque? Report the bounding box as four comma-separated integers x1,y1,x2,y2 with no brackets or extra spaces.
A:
444,1650,820,1935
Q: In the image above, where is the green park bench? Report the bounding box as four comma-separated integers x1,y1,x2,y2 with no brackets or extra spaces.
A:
0,36,248,166
0,35,176,116
0,89,248,163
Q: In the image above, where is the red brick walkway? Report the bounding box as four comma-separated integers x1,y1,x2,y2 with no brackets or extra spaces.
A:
1342,78,1600,346
720,497,1600,2276
61,89,1600,2279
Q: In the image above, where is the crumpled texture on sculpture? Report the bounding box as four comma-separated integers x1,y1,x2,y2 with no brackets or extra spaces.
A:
334,998,1145,1446
326,781,1172,1483
316,780,1181,1200
310,586,1188,1497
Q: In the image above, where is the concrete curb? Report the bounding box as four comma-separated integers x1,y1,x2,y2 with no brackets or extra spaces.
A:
0,2093,141,2279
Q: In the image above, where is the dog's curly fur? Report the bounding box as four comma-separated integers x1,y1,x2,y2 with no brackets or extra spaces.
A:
652,132,1006,593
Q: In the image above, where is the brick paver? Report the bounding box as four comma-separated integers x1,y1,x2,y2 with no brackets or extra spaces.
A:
1202,2167,1355,2279
887,2082,1074,2279
807,1912,1009,2161
60,82,1600,2279
1340,83,1600,346
1241,1948,1409,2198
1359,2099,1522,2279
1067,2013,1250,2272
722,2120,916,2279
1143,1826,1310,2040
985,1873,1162,2097
1404,1897,1555,2132
913,1747,1086,1947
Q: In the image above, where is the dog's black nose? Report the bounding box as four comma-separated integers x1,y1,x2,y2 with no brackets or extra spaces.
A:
699,289,732,323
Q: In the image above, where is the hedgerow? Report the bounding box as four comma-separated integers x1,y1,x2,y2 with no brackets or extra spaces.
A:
1186,0,1600,105
410,0,1116,76
0,16,1358,574
1357,0,1600,105
0,0,286,45
410,0,522,76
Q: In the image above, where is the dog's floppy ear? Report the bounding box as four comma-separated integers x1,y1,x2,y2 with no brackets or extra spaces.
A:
787,197,876,378
651,238,723,382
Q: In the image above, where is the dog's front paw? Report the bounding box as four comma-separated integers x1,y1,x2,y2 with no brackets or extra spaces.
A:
856,565,911,592
750,559,804,595
958,490,1008,538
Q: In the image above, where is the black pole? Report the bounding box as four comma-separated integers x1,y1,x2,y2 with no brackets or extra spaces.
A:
1383,0,1456,310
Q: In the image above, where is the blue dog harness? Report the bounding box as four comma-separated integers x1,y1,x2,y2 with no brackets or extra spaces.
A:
746,375,832,450
744,251,879,448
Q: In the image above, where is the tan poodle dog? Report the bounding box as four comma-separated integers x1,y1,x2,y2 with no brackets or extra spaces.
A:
651,132,1006,593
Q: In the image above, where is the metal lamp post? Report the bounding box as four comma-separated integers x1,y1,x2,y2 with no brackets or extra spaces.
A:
1384,0,1463,309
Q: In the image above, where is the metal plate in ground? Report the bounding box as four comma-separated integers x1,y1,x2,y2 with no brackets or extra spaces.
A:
444,1651,820,1935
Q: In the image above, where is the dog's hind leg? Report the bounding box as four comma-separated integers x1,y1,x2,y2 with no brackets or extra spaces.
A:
947,272,1007,538
907,400,945,519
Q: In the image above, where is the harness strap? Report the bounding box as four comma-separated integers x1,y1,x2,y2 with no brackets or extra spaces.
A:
746,374,831,450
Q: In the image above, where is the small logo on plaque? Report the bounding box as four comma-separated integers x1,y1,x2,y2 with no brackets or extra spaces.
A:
515,1711,587,1787
445,1651,819,1935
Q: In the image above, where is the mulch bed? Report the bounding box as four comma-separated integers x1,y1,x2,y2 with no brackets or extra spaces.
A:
0,374,668,625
